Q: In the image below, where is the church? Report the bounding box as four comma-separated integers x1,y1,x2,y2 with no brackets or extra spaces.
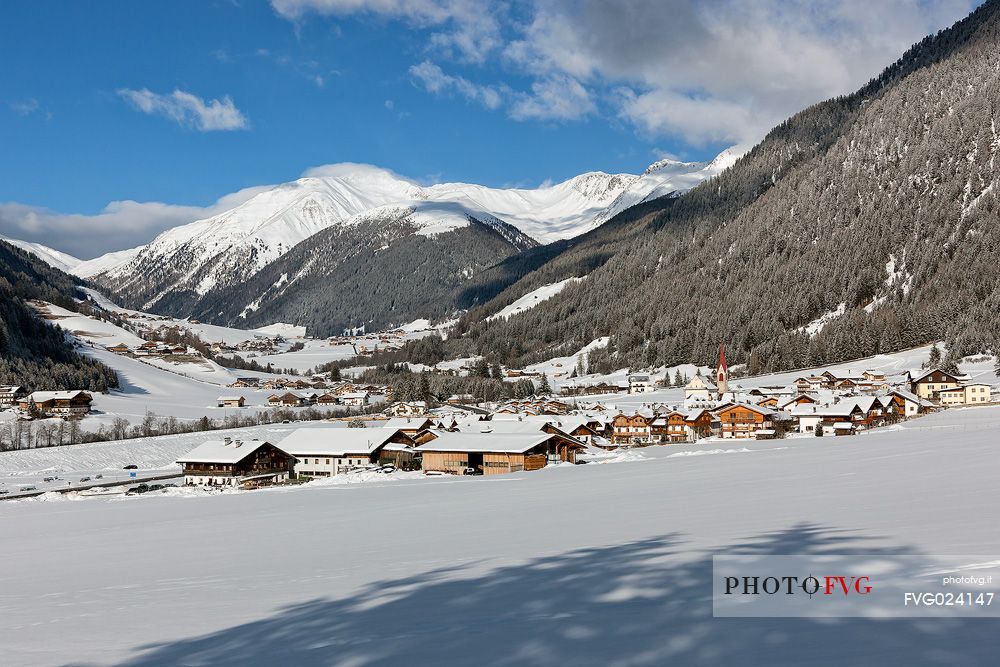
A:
683,344,729,408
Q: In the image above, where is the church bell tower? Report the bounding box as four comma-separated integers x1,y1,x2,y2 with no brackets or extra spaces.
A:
716,343,729,396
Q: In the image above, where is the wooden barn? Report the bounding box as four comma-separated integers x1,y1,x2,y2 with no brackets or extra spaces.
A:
217,396,246,408
418,431,584,476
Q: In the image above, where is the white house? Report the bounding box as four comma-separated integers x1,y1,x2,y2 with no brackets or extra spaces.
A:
388,401,427,417
627,374,654,394
279,427,411,478
683,374,718,407
937,383,992,406
339,391,370,407
890,389,925,417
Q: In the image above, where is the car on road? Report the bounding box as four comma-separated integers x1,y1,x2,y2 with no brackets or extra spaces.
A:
43,476,56,482
147,484,165,492
79,477,91,482
463,468,483,476
20,486,37,492
95,474,103,479
123,464,139,470
126,484,150,495
0,489,9,495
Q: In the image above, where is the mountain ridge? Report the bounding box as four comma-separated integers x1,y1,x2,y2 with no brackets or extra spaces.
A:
454,0,1000,374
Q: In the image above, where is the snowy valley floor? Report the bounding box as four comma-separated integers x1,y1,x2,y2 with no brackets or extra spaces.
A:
3,407,1000,666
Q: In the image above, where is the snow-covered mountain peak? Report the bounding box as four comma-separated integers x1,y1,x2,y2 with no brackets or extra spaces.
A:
562,172,637,201
643,157,703,175
594,146,739,225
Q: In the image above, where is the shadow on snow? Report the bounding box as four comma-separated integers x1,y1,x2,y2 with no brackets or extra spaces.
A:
106,523,997,667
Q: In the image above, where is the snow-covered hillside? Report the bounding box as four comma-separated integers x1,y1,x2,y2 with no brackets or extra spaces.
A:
0,234,82,273
487,278,583,321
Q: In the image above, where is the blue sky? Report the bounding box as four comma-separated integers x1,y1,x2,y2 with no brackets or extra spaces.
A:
0,0,980,257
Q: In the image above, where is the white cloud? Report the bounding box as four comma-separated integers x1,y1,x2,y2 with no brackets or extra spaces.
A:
117,88,249,131
271,0,502,62
0,186,269,259
409,60,503,110
509,76,595,121
501,0,979,146
275,0,980,147
9,98,40,116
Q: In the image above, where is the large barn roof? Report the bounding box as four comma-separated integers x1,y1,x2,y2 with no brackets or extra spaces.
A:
278,427,402,456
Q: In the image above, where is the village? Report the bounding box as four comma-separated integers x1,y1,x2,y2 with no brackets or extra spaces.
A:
114,344,988,494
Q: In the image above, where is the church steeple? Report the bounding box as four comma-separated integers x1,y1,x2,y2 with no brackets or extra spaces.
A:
716,343,729,396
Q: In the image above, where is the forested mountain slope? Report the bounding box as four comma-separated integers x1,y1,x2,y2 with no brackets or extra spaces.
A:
459,0,1000,374
197,210,538,335
0,240,118,391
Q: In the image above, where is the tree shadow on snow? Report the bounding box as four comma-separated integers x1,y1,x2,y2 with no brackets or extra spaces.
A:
108,523,997,667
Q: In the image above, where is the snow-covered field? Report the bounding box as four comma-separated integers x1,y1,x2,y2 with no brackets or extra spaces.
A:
0,420,344,494
487,278,583,321
2,406,999,665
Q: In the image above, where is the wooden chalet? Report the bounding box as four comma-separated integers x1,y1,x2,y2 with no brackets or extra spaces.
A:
909,369,962,401
267,391,316,407
388,401,427,417
684,408,714,439
650,411,689,443
0,385,27,408
715,403,775,439
383,417,435,437
316,392,338,406
780,393,819,410
756,396,780,409
611,412,653,446
176,438,296,487
18,390,93,418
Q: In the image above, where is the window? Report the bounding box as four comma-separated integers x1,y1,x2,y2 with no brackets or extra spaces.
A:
326,458,331,464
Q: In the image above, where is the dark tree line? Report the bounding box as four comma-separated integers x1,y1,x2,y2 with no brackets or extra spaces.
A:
0,241,119,392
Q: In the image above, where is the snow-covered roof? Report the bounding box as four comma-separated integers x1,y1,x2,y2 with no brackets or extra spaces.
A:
26,390,91,402
911,368,960,383
417,431,569,454
176,439,278,464
458,420,577,441
278,427,403,456
383,417,433,431
889,388,922,403
217,396,244,401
